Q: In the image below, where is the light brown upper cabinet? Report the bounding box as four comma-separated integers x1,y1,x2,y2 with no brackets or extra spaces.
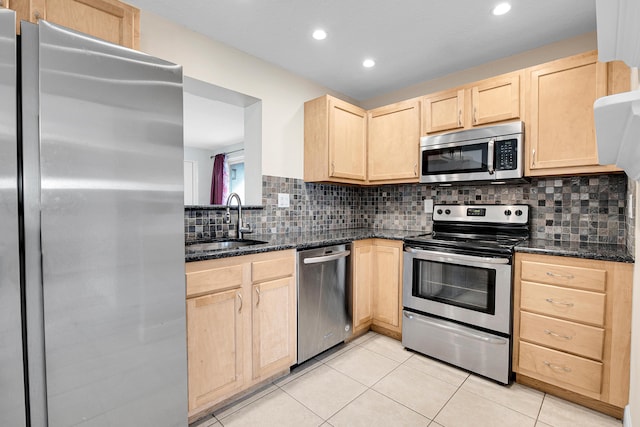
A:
304,95,367,184
422,89,465,134
525,51,629,176
422,71,523,135
305,95,420,185
471,73,521,126
367,98,420,184
8,0,139,49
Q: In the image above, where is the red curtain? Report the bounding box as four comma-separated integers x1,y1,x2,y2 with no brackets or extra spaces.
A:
211,154,226,204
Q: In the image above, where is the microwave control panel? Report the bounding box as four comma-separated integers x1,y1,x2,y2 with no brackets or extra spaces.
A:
495,139,517,170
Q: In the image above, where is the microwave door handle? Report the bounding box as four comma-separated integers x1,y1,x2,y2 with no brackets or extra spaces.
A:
487,138,495,174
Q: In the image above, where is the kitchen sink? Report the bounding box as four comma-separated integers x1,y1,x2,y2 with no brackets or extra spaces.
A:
186,239,268,252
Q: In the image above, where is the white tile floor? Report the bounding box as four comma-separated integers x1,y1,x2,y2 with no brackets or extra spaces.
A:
191,331,623,427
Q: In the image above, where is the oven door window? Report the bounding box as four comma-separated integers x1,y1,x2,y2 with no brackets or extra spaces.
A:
412,259,496,314
422,142,488,175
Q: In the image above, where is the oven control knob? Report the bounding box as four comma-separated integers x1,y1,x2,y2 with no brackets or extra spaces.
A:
515,209,523,216
504,209,512,216
436,209,443,215
444,209,451,215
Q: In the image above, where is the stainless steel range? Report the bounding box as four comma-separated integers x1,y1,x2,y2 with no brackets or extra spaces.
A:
402,204,529,384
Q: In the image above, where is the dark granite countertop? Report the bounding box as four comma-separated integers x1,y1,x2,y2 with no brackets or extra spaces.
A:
515,238,634,263
185,228,424,262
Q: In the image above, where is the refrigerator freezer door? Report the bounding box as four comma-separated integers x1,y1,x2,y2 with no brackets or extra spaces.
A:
0,9,27,427
24,21,187,425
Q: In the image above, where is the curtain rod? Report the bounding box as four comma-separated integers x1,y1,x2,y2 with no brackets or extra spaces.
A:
210,148,244,159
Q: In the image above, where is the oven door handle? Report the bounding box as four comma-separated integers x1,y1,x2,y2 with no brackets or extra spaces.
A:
403,312,507,345
404,247,510,265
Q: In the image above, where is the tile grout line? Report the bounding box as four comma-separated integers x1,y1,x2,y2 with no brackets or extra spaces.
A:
535,393,548,426
428,369,471,424
214,384,281,423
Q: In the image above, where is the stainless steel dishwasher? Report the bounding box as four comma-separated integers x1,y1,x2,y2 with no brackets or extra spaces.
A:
297,244,352,364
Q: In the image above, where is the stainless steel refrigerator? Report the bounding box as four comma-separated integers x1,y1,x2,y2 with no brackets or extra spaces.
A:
0,10,188,426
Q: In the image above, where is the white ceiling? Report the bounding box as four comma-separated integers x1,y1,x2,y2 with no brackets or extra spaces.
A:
183,93,244,150
127,0,596,101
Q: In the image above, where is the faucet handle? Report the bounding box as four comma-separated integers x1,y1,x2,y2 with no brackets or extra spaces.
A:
239,223,253,234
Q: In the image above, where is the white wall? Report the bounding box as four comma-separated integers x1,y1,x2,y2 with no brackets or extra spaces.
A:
184,146,214,205
360,32,597,109
138,10,350,180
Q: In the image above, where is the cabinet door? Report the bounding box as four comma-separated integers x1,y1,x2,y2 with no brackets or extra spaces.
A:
372,240,402,331
471,73,521,126
252,276,296,380
328,97,367,181
527,52,617,175
352,240,374,333
367,99,420,183
46,0,139,48
9,0,139,48
187,289,244,411
422,89,465,134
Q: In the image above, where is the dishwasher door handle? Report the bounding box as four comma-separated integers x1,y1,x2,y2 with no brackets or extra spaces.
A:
303,250,351,264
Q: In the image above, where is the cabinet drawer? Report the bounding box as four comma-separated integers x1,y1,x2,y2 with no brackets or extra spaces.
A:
520,281,605,326
519,342,602,395
252,256,294,283
520,311,604,360
521,260,606,292
186,264,243,297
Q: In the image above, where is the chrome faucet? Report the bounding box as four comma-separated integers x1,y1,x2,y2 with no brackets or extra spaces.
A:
225,193,252,239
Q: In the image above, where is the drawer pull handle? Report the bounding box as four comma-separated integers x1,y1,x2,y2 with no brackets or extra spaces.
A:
546,271,574,279
237,292,243,313
545,298,574,307
544,329,573,340
255,287,261,306
543,361,572,373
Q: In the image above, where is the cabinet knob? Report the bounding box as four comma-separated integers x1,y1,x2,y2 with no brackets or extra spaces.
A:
34,10,42,20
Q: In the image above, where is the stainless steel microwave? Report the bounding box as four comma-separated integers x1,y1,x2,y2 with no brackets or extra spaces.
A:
420,121,524,184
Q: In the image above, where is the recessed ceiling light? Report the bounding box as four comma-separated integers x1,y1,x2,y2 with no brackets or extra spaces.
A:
362,59,376,68
492,2,511,15
312,29,327,40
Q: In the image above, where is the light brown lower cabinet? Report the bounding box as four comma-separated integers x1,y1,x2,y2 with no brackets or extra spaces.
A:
352,239,403,339
512,252,633,418
185,250,297,421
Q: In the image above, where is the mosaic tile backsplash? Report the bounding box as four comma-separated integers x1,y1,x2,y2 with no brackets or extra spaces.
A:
185,174,631,249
